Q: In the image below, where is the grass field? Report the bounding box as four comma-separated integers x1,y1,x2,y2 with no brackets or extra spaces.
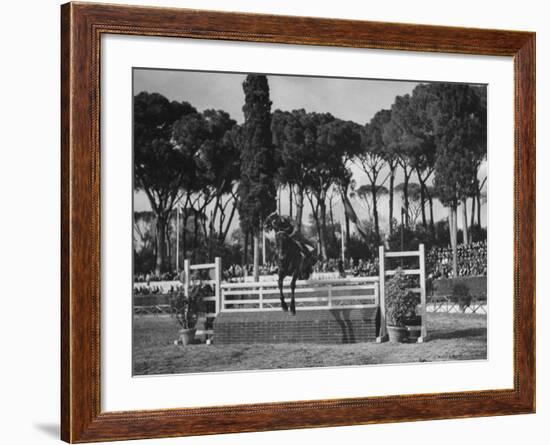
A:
133,312,487,375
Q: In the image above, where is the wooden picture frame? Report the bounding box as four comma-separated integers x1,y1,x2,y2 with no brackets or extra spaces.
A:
61,2,535,442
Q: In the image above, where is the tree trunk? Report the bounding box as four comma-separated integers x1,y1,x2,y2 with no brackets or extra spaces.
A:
428,194,435,237
345,214,350,246
319,199,328,260
449,206,458,278
307,192,325,259
471,195,476,228
329,197,337,245
295,186,304,233
312,213,323,255
165,219,172,272
371,183,380,239
403,170,410,227
418,173,427,227
154,213,167,275
243,230,249,267
342,182,351,245
221,197,238,244
182,211,188,263
453,206,459,276
403,174,409,227
210,194,221,239
192,212,199,261
249,230,254,266
218,201,224,241
462,198,469,245
389,168,395,234
477,189,482,226
471,180,478,228
253,230,260,282
341,214,347,262
289,185,293,219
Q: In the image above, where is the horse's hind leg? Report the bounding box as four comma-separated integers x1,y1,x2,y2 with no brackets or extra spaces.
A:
289,272,298,315
278,274,288,312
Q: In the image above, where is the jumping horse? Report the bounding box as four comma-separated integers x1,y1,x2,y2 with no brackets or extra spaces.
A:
273,228,315,315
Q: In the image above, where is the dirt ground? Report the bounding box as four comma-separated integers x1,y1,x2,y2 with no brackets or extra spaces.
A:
133,312,487,375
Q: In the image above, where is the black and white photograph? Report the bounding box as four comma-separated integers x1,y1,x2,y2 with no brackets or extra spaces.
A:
4,0,545,443
132,68,487,376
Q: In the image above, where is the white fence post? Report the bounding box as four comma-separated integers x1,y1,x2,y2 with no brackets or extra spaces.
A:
328,284,333,308
214,257,222,315
418,244,427,343
377,245,387,342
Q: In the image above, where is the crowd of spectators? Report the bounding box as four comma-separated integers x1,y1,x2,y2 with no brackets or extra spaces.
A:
134,271,179,283
223,262,279,282
133,240,487,287
134,283,183,295
427,240,487,279
348,258,379,277
221,258,380,281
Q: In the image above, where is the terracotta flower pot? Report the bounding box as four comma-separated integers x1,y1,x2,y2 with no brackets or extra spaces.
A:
387,325,409,343
178,328,196,346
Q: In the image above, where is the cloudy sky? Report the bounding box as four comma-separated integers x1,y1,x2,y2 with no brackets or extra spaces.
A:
133,68,486,230
133,68,419,125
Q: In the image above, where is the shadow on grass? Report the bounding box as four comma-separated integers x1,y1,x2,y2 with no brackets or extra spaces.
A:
429,327,486,341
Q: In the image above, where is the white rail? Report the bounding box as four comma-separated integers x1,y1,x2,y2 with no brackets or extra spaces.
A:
220,277,379,312
190,263,217,270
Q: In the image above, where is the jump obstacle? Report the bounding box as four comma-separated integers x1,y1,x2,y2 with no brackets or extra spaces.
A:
133,245,428,344
214,244,428,344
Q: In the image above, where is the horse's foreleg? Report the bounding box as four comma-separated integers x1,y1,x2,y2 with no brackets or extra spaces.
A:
278,275,288,312
289,273,298,315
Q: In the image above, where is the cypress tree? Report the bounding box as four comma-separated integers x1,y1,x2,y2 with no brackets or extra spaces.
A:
238,75,277,281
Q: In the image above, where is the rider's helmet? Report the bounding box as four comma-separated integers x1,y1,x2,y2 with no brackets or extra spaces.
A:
265,212,294,235
264,212,280,231
264,212,279,230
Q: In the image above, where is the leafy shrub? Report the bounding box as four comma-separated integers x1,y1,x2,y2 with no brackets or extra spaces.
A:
433,220,450,247
385,268,419,327
170,282,209,329
347,233,378,262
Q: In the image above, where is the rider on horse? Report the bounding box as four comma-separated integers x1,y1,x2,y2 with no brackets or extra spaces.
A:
265,212,316,314
264,212,315,259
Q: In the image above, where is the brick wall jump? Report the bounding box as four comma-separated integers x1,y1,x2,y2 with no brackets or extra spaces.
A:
213,307,379,345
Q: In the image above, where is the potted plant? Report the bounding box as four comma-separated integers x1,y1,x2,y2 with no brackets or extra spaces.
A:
385,268,419,343
170,281,207,346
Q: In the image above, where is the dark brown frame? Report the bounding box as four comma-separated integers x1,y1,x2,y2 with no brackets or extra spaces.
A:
61,2,536,442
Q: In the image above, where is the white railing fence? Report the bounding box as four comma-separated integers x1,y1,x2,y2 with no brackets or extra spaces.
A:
220,276,379,312
235,271,352,283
